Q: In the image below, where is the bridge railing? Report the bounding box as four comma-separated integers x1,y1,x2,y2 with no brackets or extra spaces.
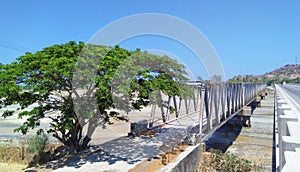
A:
274,84,300,171
148,82,266,136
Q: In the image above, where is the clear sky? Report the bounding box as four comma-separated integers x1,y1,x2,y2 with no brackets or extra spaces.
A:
1,0,300,80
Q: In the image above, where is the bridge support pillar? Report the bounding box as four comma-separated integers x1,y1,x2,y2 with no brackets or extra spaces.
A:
234,106,252,127
249,96,262,109
260,91,267,100
255,96,262,107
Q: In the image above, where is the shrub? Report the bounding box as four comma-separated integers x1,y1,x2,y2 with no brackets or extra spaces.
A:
27,132,48,154
209,149,252,172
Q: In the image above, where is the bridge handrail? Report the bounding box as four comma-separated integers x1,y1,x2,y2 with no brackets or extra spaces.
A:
148,82,266,133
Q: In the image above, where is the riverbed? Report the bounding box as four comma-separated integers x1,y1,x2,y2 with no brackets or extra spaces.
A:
205,88,274,171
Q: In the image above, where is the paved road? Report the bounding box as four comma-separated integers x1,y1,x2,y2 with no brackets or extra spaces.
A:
280,84,300,110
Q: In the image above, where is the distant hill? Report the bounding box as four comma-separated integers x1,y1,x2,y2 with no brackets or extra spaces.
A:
229,64,300,85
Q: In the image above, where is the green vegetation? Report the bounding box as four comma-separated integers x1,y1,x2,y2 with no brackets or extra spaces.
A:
229,75,300,85
0,41,189,152
200,149,252,172
265,77,300,86
228,64,300,85
27,132,48,154
0,140,57,169
210,149,251,172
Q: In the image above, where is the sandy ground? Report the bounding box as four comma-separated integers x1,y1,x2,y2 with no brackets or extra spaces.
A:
0,162,26,172
0,103,54,145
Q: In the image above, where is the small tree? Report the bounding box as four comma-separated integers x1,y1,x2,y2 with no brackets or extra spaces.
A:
0,41,188,152
27,131,48,155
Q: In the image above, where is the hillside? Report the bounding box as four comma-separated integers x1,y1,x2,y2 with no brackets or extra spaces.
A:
230,64,300,85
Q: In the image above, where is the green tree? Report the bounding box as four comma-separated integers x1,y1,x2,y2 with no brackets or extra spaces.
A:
0,41,188,152
111,51,189,122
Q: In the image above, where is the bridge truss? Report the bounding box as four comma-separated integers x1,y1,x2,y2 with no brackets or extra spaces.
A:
147,82,266,140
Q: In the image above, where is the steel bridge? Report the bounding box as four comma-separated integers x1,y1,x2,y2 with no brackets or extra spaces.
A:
126,82,267,171
52,82,268,171
132,82,267,137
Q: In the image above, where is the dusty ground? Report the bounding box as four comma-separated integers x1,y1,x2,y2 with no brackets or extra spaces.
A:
0,162,26,172
198,150,252,172
128,144,188,172
198,151,217,172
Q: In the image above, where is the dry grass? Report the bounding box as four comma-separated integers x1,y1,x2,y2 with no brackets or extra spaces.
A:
0,145,32,165
0,143,61,171
0,145,33,172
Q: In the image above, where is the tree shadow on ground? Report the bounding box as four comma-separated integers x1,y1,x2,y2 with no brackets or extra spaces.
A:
42,126,189,170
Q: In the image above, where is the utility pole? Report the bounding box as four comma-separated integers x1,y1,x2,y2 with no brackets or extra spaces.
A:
296,56,298,66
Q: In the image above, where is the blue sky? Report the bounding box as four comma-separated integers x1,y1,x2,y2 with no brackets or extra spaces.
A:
1,0,300,80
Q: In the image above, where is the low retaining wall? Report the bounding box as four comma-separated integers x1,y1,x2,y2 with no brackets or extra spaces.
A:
160,143,201,172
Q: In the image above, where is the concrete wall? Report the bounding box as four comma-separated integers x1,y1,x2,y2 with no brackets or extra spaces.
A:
275,85,300,172
160,144,201,172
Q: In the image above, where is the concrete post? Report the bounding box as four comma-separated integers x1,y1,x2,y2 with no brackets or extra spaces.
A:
281,136,300,169
277,104,291,116
278,110,298,170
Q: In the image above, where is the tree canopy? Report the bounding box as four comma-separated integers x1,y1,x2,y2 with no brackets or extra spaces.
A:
0,41,189,152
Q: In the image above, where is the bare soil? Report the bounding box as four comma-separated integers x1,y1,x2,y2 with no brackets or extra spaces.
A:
198,151,217,172
129,144,188,172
